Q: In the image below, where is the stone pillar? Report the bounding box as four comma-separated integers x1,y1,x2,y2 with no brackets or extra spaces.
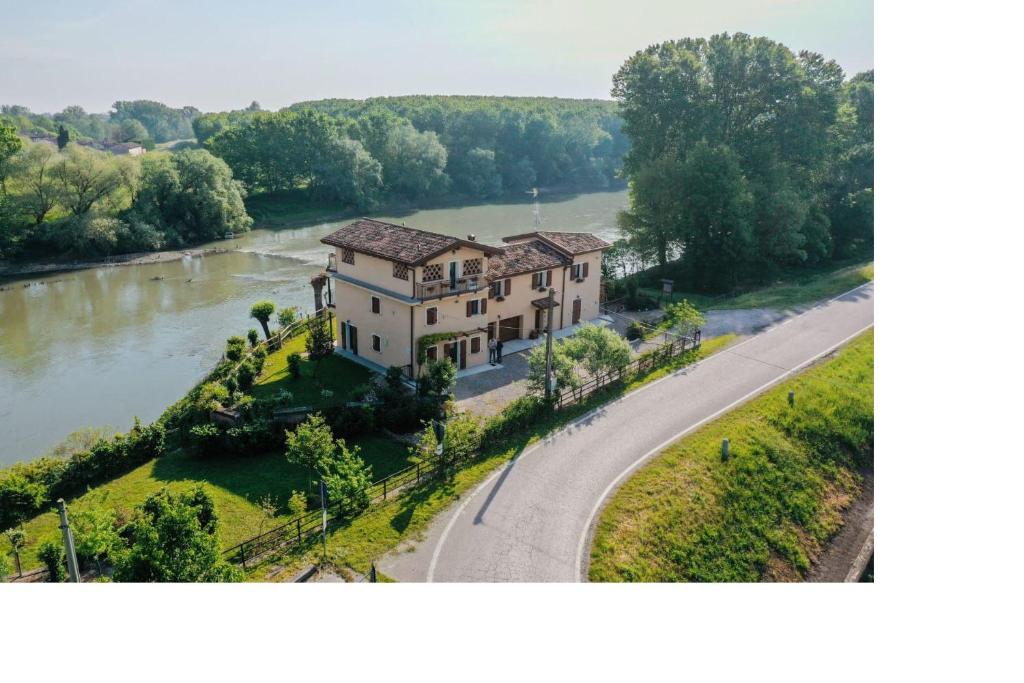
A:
311,273,327,313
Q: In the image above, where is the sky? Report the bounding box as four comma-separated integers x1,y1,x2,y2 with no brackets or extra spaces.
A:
1,0,873,114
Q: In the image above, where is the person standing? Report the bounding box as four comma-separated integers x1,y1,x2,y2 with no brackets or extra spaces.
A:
488,337,498,365
496,338,504,364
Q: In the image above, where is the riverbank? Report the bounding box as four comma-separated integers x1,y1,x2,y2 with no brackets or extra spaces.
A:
0,247,235,282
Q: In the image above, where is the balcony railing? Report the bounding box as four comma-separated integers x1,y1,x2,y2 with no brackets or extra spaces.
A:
415,277,483,301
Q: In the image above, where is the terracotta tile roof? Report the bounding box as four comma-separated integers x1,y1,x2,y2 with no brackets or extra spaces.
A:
531,296,560,309
503,231,611,255
320,218,499,265
486,239,569,281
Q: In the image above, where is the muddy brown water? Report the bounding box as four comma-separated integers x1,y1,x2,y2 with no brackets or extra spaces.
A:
0,190,626,465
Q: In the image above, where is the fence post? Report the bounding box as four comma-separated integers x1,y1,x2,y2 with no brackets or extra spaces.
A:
296,518,302,543
417,463,421,484
383,478,388,501
240,543,247,570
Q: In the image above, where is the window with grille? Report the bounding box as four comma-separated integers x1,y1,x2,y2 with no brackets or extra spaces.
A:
422,263,443,282
393,262,409,280
462,258,482,277
341,248,355,265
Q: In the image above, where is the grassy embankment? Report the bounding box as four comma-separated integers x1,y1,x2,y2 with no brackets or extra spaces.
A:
588,330,874,582
248,334,738,581
641,261,874,311
8,332,408,572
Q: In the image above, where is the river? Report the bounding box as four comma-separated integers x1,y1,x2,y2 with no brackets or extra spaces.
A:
0,190,627,465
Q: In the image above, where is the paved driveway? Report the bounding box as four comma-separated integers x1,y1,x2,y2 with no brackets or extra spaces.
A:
379,282,874,582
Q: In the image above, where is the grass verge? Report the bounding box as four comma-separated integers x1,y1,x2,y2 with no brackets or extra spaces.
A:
588,330,873,582
641,261,873,311
251,334,738,581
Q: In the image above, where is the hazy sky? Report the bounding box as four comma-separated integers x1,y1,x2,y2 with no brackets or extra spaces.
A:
2,0,873,114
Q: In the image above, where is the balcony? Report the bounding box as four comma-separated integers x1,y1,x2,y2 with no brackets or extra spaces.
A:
415,277,483,301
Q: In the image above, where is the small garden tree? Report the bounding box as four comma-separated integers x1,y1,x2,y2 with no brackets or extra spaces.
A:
566,324,632,387
305,315,334,359
527,337,580,399
663,299,705,337
319,439,372,518
71,507,121,574
112,487,239,582
277,306,298,329
249,300,276,341
421,357,456,399
247,328,260,348
5,528,26,577
225,335,246,361
285,414,335,490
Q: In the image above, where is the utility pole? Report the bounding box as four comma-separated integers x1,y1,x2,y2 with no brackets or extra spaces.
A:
544,287,556,400
57,499,81,583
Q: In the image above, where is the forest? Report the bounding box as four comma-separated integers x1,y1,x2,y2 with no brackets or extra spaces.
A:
613,33,873,292
196,96,628,204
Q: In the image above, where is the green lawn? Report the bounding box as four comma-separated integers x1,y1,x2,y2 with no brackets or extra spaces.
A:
249,334,738,581
251,332,373,408
7,436,412,574
589,330,874,582
641,261,873,312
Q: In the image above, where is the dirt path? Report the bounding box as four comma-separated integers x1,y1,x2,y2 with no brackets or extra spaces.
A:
808,470,874,582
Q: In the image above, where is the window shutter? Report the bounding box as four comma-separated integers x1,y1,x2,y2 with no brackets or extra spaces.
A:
532,273,539,289
505,278,511,294
466,300,472,317
481,298,487,314
582,262,589,278
427,346,437,361
488,283,495,299
546,270,552,286
427,307,436,325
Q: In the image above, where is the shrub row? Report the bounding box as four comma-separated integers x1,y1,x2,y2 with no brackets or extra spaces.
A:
0,421,166,530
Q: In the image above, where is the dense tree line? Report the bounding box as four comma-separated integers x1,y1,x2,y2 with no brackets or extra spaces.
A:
1,100,201,149
0,122,250,259
194,96,629,207
613,33,873,292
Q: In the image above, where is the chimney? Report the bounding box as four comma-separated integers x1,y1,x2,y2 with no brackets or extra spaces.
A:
467,234,476,241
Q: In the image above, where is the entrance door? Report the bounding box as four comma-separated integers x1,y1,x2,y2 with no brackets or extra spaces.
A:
349,325,358,355
459,339,467,369
572,298,582,324
444,342,457,365
535,308,545,333
499,315,521,342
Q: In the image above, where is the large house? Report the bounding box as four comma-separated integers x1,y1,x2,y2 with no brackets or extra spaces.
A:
320,219,610,376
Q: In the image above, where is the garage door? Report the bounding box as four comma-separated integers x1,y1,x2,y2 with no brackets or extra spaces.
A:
498,315,521,342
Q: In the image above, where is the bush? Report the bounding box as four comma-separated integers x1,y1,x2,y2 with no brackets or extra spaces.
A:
247,328,260,348
225,335,246,361
0,552,11,581
480,395,552,451
189,423,223,458
287,490,308,516
277,306,298,328
287,352,302,379
274,389,294,407
37,538,67,582
195,382,230,413
625,320,645,341
224,419,281,455
322,404,376,440
236,360,258,391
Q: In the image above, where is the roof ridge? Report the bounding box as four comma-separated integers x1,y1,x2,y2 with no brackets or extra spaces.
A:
357,217,459,243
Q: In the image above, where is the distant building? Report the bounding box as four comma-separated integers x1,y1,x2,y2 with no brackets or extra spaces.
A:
320,219,609,376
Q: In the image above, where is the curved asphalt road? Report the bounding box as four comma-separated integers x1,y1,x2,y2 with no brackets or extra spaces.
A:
379,283,874,582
